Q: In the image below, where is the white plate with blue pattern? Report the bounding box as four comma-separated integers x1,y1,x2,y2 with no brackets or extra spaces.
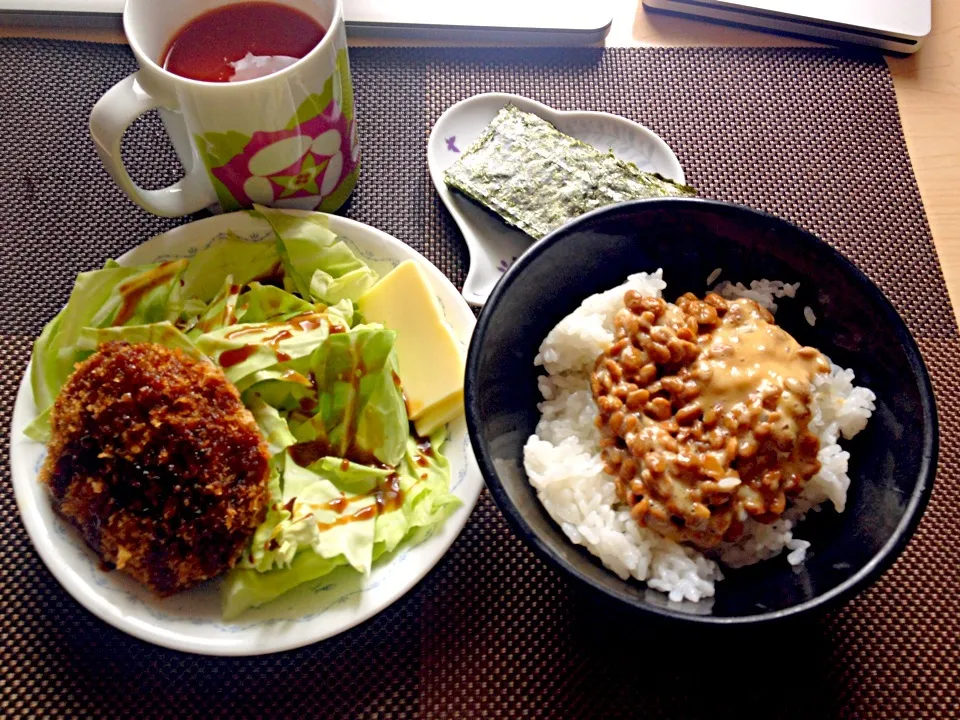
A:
428,92,686,308
9,211,483,656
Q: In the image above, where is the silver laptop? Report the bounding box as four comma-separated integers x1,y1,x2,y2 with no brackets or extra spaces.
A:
643,0,930,54
0,0,614,45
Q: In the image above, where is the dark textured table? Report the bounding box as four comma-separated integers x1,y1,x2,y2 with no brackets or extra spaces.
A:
0,42,956,718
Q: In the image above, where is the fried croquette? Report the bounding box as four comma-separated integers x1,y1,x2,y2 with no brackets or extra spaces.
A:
40,341,270,596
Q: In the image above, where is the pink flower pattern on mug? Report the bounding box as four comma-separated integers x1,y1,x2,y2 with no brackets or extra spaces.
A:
193,48,359,213
211,107,358,211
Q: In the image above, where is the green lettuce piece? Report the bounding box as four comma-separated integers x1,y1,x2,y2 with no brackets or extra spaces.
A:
30,260,187,415
283,464,378,572
24,407,52,443
235,283,314,324
29,309,64,417
239,457,374,575
243,372,315,413
221,551,347,620
244,460,289,564
255,205,378,303
180,296,208,328
246,395,298,456
209,277,355,331
374,428,460,556
243,455,387,574
220,431,459,618
282,453,334,499
178,231,280,303
312,457,393,490
291,325,407,466
326,298,358,328
187,275,242,337
195,314,338,390
309,267,377,305
75,322,202,358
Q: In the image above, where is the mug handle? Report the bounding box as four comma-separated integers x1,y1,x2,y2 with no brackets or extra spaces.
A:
90,71,217,217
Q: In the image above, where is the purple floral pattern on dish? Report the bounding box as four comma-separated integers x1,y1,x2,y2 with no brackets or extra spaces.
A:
497,257,516,273
445,136,460,153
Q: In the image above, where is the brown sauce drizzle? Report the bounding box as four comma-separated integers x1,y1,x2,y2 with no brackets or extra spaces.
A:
284,473,405,533
287,439,330,468
314,504,377,532
113,261,185,327
276,327,409,533
220,312,328,364
266,329,293,346
375,473,403,514
288,410,311,425
219,344,257,368
291,357,369,467
224,312,326,341
298,317,322,332
415,436,433,456
414,431,433,467
288,437,387,469
326,495,348,513
252,261,285,287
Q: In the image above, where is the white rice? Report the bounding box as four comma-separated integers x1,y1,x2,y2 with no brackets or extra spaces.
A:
524,270,875,604
713,278,800,313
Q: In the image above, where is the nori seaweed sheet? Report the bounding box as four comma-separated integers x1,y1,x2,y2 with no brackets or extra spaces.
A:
444,104,696,240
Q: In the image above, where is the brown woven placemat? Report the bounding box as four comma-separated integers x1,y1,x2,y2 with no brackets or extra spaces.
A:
0,41,956,719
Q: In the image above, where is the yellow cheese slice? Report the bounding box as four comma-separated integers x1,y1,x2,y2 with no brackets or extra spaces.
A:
411,391,464,438
357,260,465,436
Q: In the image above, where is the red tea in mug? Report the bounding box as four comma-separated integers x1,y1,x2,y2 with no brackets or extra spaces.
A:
161,2,326,83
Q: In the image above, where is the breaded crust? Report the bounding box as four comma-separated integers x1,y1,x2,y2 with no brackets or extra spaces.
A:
40,341,271,596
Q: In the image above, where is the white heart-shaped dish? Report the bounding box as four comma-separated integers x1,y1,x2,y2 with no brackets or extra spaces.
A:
427,93,687,306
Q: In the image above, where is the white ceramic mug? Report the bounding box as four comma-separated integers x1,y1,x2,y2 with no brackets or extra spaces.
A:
90,0,359,217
